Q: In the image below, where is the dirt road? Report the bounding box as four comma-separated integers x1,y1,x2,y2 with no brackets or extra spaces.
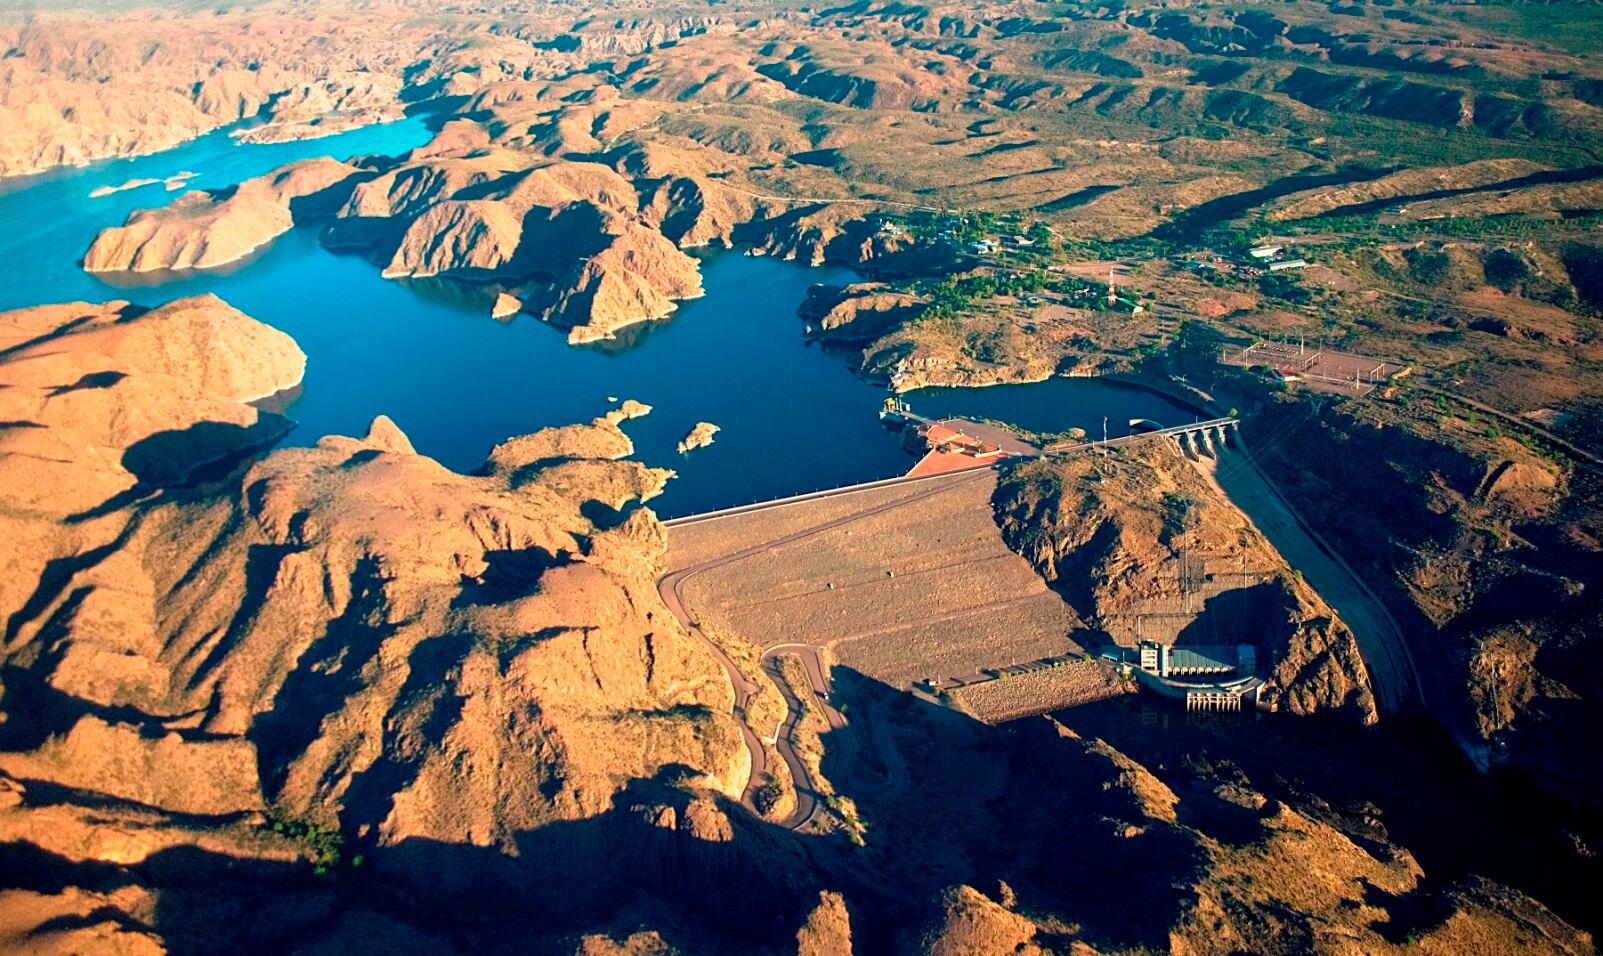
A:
658,470,992,829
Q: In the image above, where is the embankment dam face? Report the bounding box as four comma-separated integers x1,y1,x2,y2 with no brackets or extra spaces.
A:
664,469,1089,714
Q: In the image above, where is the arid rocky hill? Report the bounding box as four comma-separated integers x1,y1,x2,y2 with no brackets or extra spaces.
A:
800,282,925,344
5,0,1603,949
993,446,1378,723
84,158,365,273
1224,385,1603,805
2,293,1592,952
0,294,774,951
0,5,453,177
894,715,1593,956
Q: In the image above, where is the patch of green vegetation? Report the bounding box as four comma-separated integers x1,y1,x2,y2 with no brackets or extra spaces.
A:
265,815,350,877
1161,491,1203,538
1561,243,1603,312
1280,212,1603,245
911,268,1053,321
752,779,785,815
824,794,867,846
1257,272,1312,305
1482,248,1530,291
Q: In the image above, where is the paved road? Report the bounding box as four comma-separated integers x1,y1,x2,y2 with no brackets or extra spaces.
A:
760,644,848,829
1194,438,1425,714
655,577,770,807
657,469,991,829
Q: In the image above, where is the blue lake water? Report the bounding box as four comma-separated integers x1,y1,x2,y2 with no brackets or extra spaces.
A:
0,117,1203,517
903,377,1201,440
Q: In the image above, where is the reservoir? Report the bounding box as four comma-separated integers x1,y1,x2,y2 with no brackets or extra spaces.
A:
904,377,1201,440
1,118,1206,517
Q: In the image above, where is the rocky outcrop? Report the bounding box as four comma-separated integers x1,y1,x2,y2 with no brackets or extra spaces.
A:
526,221,705,344
337,155,705,343
0,718,264,817
796,891,853,956
920,885,1044,956
800,281,924,343
0,295,747,943
0,294,304,519
676,422,720,455
331,150,532,234
379,198,527,278
362,160,636,260
918,716,1595,956
491,292,522,319
84,158,362,273
993,446,1378,722
227,72,406,145
1237,396,1602,807
0,12,434,178
613,141,772,248
734,203,907,267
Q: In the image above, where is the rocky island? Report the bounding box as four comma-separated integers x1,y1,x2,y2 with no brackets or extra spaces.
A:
677,422,720,455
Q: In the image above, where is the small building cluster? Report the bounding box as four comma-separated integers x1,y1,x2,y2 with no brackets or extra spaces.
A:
959,234,1037,255
918,421,1004,460
1247,244,1308,273
881,399,1038,476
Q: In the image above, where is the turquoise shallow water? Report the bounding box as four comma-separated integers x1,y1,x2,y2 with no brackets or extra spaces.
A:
0,118,1202,517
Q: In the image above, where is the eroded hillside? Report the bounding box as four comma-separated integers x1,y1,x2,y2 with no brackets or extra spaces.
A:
3,0,1603,949
0,292,1592,953
993,446,1378,723
0,295,781,950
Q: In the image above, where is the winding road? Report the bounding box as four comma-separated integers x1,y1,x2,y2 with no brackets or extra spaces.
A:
660,402,1430,832
760,644,847,829
657,468,993,829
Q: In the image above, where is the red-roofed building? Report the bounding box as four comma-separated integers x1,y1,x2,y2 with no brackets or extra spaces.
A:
916,421,1004,459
